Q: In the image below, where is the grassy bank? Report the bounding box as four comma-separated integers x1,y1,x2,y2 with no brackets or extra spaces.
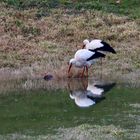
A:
0,1,140,78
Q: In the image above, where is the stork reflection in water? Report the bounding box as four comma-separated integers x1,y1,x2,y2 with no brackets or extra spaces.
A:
68,78,116,108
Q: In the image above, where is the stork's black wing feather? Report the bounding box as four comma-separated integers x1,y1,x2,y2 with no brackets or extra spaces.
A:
87,51,105,61
87,96,105,103
94,83,116,93
94,41,116,54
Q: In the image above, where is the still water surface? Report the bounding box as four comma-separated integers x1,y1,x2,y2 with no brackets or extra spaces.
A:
0,77,139,140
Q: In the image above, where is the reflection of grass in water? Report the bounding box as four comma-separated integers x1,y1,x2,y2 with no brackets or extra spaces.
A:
0,89,73,133
130,103,140,109
0,124,139,140
0,86,140,139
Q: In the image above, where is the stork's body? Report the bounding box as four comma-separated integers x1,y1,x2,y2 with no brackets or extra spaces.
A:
68,49,105,77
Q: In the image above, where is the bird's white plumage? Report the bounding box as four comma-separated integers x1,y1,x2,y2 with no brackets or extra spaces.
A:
75,97,95,107
87,83,104,96
70,91,95,107
69,82,104,107
68,48,105,77
74,49,95,61
83,39,103,50
69,49,96,68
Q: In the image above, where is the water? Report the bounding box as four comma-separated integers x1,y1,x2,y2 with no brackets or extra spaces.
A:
0,77,139,140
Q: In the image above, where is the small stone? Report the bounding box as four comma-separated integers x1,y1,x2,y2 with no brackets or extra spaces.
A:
43,74,53,81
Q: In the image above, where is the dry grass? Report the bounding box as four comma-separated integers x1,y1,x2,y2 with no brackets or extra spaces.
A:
0,2,140,79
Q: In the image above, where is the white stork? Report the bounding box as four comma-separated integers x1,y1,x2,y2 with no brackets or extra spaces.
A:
68,49,105,77
82,39,116,69
82,39,116,54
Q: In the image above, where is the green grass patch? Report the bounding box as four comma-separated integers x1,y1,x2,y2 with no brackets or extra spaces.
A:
74,0,140,19
1,0,140,19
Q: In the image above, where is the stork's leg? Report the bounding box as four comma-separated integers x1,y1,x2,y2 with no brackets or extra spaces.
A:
82,78,88,90
68,63,72,78
85,66,88,77
81,67,85,78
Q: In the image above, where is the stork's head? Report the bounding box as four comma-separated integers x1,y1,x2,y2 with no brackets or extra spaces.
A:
69,58,76,65
82,39,89,49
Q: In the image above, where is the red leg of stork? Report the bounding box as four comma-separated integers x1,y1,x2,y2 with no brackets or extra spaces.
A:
81,67,85,78
85,66,88,77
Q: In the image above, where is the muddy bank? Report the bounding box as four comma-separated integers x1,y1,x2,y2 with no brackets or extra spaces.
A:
0,65,139,94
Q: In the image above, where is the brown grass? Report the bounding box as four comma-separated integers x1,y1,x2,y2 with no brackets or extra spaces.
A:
0,3,140,79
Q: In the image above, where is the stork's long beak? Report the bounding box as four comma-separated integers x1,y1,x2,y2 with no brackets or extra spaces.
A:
82,44,85,49
68,63,72,73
